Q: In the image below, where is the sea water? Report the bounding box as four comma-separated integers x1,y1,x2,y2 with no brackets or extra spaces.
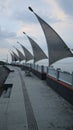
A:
36,57,73,73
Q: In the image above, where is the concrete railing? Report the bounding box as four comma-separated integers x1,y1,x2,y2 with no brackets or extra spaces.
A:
59,71,72,85
21,63,73,87
48,68,73,86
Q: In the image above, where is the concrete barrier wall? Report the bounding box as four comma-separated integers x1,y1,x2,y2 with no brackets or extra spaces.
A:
46,75,73,105
31,69,46,80
0,66,10,96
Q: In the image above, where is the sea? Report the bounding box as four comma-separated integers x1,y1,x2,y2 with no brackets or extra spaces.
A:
36,57,73,74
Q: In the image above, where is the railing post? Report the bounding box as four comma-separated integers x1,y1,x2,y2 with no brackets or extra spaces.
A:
72,72,73,87
48,67,50,75
47,66,48,74
34,63,35,70
30,63,31,70
41,65,44,73
37,65,38,71
56,68,59,80
31,63,32,69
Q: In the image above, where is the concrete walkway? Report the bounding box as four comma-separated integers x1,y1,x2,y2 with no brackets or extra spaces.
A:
0,66,73,130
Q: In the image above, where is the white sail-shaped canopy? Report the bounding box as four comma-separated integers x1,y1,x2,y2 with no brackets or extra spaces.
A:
23,33,48,63
17,42,33,62
14,47,25,61
28,7,73,66
10,52,16,62
10,50,19,61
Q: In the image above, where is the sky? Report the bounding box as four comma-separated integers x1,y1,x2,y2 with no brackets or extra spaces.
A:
0,0,73,64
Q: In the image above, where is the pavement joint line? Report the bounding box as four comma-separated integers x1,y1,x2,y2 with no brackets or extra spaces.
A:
19,70,38,130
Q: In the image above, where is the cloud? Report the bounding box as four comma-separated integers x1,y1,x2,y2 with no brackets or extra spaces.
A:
0,5,6,13
2,0,61,26
58,0,73,17
0,39,12,49
11,10,35,24
0,0,13,16
42,0,68,21
0,27,16,39
0,48,9,61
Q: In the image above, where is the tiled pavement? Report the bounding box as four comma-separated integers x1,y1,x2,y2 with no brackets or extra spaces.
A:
0,66,73,130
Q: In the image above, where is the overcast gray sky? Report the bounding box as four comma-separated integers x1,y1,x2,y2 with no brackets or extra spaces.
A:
0,0,73,63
